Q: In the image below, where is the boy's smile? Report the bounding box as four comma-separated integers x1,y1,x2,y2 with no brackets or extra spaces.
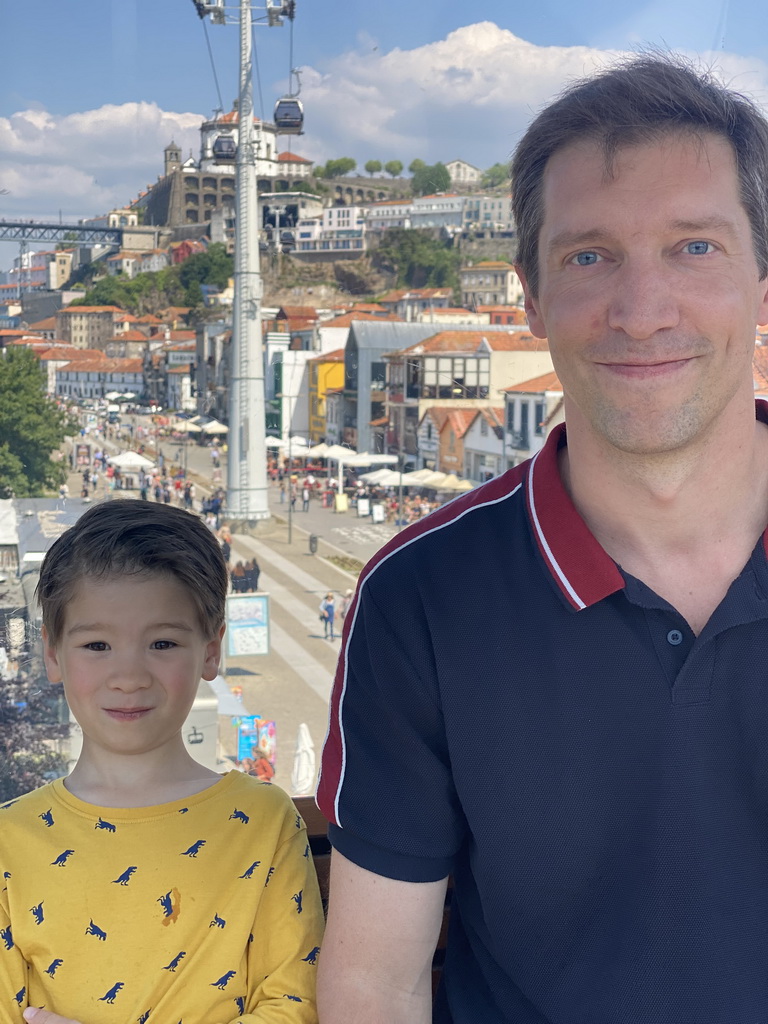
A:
43,574,223,769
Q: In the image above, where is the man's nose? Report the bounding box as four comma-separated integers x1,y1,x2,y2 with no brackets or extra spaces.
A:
606,257,680,339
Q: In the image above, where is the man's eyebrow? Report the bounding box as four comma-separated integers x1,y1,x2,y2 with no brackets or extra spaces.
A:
67,622,195,635
545,216,741,256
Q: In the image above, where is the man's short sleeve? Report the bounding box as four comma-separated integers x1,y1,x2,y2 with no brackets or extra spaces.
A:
318,550,464,881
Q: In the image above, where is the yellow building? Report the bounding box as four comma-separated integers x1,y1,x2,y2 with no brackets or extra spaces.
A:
308,348,345,442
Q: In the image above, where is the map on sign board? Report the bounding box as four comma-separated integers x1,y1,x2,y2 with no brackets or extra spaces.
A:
226,594,270,656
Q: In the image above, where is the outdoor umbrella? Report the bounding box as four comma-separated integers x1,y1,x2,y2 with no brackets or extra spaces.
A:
200,420,229,435
306,443,330,457
107,451,155,470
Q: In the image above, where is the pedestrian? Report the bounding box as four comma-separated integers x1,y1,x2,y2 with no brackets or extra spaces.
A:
290,485,297,513
220,536,231,565
245,557,260,592
58,483,69,500
302,484,310,512
339,588,353,623
317,55,768,1023
231,561,246,593
318,591,336,641
280,481,286,503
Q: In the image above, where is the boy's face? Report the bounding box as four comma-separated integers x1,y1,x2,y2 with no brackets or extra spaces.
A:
43,573,223,761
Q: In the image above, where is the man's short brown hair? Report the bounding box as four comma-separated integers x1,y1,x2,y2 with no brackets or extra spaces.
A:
512,53,768,296
36,500,229,644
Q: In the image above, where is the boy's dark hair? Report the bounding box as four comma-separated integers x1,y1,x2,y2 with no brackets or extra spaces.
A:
36,500,229,644
511,53,768,296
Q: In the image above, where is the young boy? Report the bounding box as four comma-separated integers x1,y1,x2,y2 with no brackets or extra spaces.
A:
0,500,323,1024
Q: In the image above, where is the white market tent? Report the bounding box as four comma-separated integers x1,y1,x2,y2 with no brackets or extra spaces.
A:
107,451,155,470
306,443,330,458
200,419,229,435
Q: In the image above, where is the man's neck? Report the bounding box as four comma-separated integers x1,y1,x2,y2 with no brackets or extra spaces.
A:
562,402,768,633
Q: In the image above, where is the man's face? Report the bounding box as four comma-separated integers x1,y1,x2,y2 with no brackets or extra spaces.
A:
520,133,768,456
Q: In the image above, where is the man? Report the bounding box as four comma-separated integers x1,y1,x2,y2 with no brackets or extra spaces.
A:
316,55,768,1023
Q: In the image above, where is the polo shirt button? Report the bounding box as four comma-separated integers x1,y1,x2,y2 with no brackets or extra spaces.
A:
667,629,684,646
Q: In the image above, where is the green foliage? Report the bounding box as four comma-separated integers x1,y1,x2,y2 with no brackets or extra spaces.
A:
481,162,509,189
384,160,403,178
374,228,462,292
408,158,426,175
0,676,69,802
317,157,357,179
365,159,382,177
177,243,233,291
410,162,451,197
0,349,76,498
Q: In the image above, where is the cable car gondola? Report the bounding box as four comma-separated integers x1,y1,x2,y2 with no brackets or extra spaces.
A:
212,134,237,162
274,97,304,135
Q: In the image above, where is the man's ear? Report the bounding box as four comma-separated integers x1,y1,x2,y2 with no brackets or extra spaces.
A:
515,264,547,340
41,626,63,685
202,624,226,681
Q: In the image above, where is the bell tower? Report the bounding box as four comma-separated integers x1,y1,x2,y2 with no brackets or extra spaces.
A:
164,140,182,177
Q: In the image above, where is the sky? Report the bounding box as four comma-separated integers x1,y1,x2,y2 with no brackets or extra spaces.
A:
1,0,766,268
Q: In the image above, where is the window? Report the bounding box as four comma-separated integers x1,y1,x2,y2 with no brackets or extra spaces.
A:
535,401,546,436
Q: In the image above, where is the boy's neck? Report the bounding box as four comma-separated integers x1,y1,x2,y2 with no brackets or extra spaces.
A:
65,742,222,808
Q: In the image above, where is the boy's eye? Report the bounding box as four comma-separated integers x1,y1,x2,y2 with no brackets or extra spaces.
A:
151,640,178,651
83,642,108,652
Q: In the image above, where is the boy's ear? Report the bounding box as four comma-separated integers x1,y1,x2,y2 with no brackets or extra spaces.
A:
41,626,63,685
202,624,225,681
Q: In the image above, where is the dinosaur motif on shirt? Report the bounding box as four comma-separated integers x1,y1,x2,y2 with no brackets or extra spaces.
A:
238,861,260,879
180,840,205,857
295,814,301,830
137,1009,151,1023
303,843,310,859
229,809,250,824
291,890,303,914
0,926,12,949
162,951,186,972
30,902,44,925
112,866,137,886
51,849,75,867
14,986,25,1005
85,919,107,941
209,913,226,929
301,946,320,965
234,997,245,1015
95,817,117,832
39,809,54,827
45,959,64,978
157,889,181,924
211,970,236,990
99,982,124,1004
264,867,274,887
283,994,303,1002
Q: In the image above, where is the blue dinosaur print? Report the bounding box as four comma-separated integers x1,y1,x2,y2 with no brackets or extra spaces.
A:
181,840,206,857
234,997,245,1015
291,890,303,914
0,925,12,950
211,970,236,990
86,919,107,941
178,808,188,814
99,982,124,1003
162,951,186,972
51,849,75,867
30,902,44,925
301,946,320,965
264,867,274,887
137,1010,151,1023
295,814,301,830
2,871,10,891
112,866,137,886
157,892,174,917
238,860,260,879
209,913,226,929
229,809,250,824
39,809,54,827
14,986,24,1005
2,801,18,810
283,994,303,1002
303,843,310,859
45,959,64,978
95,817,117,833
248,933,254,943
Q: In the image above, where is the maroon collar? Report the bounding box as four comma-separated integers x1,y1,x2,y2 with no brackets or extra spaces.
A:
525,400,768,610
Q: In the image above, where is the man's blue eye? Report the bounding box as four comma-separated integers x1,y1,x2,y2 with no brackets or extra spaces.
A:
573,251,600,266
685,240,712,255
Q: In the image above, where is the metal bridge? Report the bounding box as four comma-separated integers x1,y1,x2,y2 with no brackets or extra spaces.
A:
0,221,122,245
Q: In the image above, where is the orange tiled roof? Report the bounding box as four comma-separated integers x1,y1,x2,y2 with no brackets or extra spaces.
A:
440,408,477,438
111,330,147,342
309,348,345,362
25,316,57,331
41,347,104,361
320,311,399,329
278,151,312,164
60,357,143,373
59,305,125,314
395,330,547,356
504,370,562,393
464,260,516,270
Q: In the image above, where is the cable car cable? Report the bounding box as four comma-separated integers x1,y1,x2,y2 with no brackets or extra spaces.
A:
251,24,266,121
201,17,225,113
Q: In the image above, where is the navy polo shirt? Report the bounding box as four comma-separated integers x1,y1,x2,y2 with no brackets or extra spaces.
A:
318,404,768,1024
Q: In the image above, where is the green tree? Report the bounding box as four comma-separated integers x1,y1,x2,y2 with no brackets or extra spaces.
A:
0,349,76,498
0,675,68,802
365,159,382,177
481,162,509,189
375,228,462,292
408,158,426,175
410,162,452,197
318,157,357,179
384,160,403,178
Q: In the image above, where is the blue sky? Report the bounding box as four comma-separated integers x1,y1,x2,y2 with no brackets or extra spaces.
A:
1,0,766,266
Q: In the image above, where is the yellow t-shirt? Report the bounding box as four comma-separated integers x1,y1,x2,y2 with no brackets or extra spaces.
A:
0,771,324,1023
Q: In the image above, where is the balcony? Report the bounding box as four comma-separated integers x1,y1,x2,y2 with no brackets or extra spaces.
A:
508,430,530,451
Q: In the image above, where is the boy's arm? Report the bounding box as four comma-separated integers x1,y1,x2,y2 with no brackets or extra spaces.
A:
223,822,324,1023
0,901,30,1022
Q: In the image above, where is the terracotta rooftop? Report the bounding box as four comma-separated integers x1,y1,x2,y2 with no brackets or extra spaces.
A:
504,370,563,393
60,357,143,373
309,347,345,362
25,316,57,331
59,305,125,314
463,260,516,270
278,151,312,164
41,347,104,361
394,330,547,356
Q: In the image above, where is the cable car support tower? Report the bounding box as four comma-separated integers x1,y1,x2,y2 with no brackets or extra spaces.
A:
192,0,300,529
